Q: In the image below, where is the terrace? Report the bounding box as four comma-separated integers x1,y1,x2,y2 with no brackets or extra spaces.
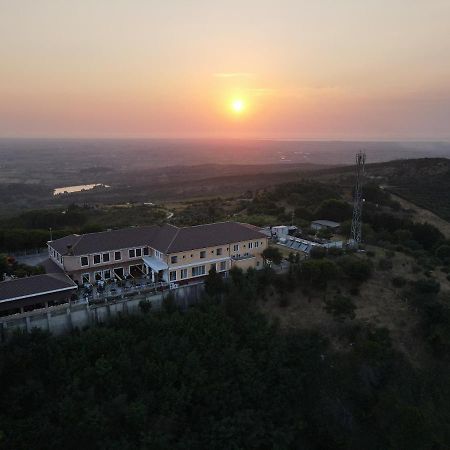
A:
78,277,170,305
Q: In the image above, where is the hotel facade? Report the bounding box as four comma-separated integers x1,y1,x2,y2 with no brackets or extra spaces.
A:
47,222,269,285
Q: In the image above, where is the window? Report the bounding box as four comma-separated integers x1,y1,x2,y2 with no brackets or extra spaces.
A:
248,242,253,249
216,248,222,256
136,248,142,257
81,256,89,267
255,241,259,248
93,254,101,264
115,251,122,261
129,249,135,258
143,247,149,256
95,271,102,281
102,253,110,263
233,244,239,252
200,251,206,259
210,263,216,271
180,268,188,279
171,255,178,264
155,250,162,259
169,271,177,281
82,273,90,283
220,261,227,271
192,265,206,277
104,269,111,279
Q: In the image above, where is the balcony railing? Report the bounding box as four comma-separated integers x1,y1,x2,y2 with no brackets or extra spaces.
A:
231,254,255,261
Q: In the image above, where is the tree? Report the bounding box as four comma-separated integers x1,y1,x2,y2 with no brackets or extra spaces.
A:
324,295,356,321
300,259,338,289
410,222,444,251
314,199,352,222
138,299,152,313
317,228,333,240
310,247,327,259
415,278,440,295
435,245,450,260
204,266,224,298
162,292,178,314
340,256,373,283
262,247,283,266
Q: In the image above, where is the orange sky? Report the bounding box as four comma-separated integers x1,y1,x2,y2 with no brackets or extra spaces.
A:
1,1,449,139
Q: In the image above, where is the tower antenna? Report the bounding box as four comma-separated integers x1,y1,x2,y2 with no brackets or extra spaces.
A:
349,150,366,248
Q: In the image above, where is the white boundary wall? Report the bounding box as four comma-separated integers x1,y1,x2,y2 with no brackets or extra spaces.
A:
0,283,204,341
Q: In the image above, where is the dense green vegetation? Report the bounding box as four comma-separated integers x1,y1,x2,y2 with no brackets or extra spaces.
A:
1,266,450,449
0,254,44,278
0,204,168,252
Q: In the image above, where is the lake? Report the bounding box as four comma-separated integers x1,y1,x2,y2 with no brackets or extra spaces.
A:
53,183,109,196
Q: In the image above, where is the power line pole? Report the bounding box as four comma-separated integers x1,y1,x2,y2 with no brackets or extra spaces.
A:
349,150,366,248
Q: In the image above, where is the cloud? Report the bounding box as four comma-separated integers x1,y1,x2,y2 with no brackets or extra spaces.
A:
214,72,254,78
247,88,276,96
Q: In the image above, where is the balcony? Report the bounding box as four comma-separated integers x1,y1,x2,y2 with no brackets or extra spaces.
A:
231,254,255,261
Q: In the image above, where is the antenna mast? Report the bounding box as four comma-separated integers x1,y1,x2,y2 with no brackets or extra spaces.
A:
349,150,366,247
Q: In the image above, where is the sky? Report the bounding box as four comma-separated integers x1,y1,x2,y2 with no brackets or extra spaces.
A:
1,0,449,140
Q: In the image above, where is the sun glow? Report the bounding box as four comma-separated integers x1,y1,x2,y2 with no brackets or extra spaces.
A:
231,98,245,114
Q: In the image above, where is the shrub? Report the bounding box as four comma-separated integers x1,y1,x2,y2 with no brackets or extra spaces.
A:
435,245,450,260
349,286,360,296
300,259,338,288
328,247,343,257
310,246,327,259
138,300,152,313
324,295,356,322
278,292,290,308
262,247,283,265
162,292,178,314
339,256,373,283
415,279,440,295
378,258,393,271
392,276,407,288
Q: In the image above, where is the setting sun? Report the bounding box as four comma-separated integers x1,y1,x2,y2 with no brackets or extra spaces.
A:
231,99,245,114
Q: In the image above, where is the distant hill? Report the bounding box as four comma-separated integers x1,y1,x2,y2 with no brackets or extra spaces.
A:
305,157,450,221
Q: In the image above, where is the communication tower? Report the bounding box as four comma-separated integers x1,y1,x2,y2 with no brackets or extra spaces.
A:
349,151,366,247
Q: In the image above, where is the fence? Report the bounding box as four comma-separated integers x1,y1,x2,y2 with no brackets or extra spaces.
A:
8,248,48,257
0,282,204,341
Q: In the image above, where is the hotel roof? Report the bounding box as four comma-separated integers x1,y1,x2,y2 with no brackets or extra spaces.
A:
49,222,265,256
0,273,77,303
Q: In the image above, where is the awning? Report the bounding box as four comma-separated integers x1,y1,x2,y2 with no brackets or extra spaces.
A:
142,256,168,272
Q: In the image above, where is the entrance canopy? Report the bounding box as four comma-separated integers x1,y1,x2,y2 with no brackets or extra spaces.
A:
142,256,168,272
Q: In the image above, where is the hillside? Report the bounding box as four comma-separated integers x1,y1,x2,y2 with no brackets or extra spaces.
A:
2,157,450,448
306,157,450,221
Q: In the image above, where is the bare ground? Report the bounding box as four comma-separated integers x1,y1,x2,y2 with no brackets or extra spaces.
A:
260,249,439,366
